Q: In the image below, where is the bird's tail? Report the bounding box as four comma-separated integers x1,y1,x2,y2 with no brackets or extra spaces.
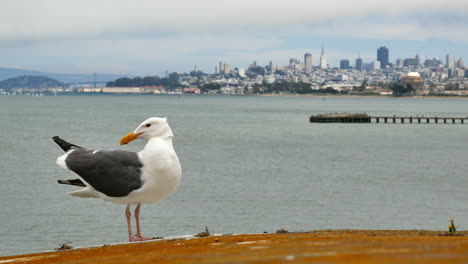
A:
68,187,99,198
58,179,86,187
52,136,82,152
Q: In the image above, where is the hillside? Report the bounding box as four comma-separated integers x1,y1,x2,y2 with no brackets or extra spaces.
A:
0,67,129,83
0,75,63,90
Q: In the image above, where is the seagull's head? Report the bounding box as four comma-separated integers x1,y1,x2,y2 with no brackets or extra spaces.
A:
120,117,174,145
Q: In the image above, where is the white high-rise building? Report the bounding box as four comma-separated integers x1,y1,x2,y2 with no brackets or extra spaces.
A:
304,53,312,71
238,68,245,77
217,61,230,74
446,54,455,69
319,47,327,69
371,61,381,71
224,62,230,74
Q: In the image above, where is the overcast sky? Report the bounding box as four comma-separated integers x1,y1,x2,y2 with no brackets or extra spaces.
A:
1,0,467,75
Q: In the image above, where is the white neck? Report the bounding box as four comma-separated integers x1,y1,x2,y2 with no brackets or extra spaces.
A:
159,124,174,139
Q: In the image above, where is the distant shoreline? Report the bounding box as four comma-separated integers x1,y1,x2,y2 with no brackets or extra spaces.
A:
1,92,468,100
259,93,468,100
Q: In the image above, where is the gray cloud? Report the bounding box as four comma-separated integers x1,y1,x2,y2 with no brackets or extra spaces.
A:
1,0,467,42
1,0,467,74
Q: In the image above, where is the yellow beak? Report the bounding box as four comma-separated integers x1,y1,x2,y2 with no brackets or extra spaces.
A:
120,132,142,145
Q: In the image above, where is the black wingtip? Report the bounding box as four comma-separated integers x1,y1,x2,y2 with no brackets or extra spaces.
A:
52,136,82,152
58,179,86,187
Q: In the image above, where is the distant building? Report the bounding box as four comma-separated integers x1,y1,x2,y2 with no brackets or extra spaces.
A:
289,58,298,66
320,47,327,69
289,58,299,70
289,58,303,71
424,58,442,68
396,58,404,68
403,58,418,67
140,86,166,94
340,59,350,70
238,68,245,77
355,57,363,71
264,75,275,84
454,68,465,77
304,53,313,71
364,61,380,72
377,46,389,69
364,63,372,72
217,61,230,74
219,61,224,73
456,58,464,68
415,54,421,66
224,62,231,74
78,87,102,93
184,88,201,94
446,54,455,69
102,87,142,94
372,61,381,71
401,72,424,90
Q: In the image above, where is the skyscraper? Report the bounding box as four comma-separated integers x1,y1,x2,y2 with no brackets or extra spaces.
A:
219,61,224,73
269,61,274,74
304,53,312,71
396,58,404,68
446,54,455,69
415,54,421,66
224,61,231,74
319,47,327,69
377,46,389,69
355,57,363,72
218,61,230,74
457,58,464,68
340,59,350,70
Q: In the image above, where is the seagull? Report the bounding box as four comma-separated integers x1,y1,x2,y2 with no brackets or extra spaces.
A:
53,117,182,242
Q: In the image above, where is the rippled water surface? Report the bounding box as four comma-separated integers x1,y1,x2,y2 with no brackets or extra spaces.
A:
1,95,467,256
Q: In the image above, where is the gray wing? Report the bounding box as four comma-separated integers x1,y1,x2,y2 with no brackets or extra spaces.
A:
65,149,143,197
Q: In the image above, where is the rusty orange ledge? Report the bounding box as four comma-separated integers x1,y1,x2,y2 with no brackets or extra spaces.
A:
1,230,468,264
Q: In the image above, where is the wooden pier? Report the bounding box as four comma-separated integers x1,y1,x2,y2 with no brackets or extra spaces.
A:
2,231,468,264
310,113,467,124
309,113,371,123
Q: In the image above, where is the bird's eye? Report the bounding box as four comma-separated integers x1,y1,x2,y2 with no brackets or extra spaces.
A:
145,124,151,128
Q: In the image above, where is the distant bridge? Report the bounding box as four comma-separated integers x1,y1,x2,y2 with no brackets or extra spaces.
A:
65,81,108,85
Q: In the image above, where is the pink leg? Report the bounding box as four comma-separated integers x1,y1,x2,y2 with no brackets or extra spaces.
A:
125,205,138,242
134,203,155,240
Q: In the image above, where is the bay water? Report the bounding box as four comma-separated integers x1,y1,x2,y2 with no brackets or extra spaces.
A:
0,95,467,256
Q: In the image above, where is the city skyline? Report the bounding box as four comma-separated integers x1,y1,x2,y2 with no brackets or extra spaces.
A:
0,0,467,75
213,47,463,74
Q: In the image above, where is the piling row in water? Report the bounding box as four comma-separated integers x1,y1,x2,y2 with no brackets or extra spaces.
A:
310,113,467,124
309,113,371,123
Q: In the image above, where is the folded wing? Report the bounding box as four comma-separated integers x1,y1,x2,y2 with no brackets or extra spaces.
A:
64,149,144,197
